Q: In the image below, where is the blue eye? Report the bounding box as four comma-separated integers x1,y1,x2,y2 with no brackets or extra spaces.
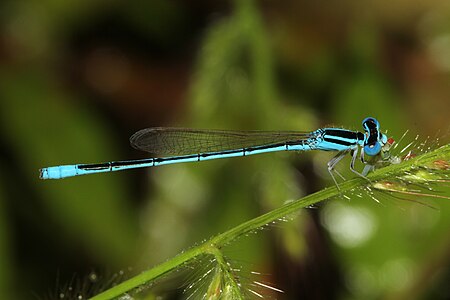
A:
362,117,380,131
364,142,381,156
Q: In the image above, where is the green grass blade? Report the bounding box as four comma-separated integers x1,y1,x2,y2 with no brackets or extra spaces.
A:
90,143,450,299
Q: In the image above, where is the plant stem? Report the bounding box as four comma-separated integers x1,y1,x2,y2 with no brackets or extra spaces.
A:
90,143,450,299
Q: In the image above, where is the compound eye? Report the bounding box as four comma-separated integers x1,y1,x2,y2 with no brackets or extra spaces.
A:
362,117,380,131
364,142,382,156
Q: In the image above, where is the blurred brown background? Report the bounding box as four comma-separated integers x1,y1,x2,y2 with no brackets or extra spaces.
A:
0,0,449,299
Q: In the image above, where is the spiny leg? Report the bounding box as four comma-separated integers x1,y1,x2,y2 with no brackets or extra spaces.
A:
349,147,371,183
362,165,374,176
327,150,349,190
328,150,349,176
359,147,374,176
360,147,366,164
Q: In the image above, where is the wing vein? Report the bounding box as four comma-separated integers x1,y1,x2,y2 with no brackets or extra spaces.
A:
130,128,310,156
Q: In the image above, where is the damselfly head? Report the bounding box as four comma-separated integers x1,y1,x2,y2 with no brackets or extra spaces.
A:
362,117,384,156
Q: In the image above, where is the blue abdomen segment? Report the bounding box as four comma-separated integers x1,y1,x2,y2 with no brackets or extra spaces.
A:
39,164,109,179
40,165,84,179
39,159,155,179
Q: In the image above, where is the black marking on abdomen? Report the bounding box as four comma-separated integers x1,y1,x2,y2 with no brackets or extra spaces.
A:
154,154,198,163
200,149,241,158
78,163,110,170
111,159,154,167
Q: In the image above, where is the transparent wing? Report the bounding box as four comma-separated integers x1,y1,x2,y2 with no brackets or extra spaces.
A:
130,127,311,156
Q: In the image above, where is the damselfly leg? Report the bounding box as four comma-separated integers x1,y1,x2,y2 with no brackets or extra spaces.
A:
350,147,371,183
327,150,349,190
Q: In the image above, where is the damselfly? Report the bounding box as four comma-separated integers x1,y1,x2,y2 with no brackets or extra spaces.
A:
39,117,389,187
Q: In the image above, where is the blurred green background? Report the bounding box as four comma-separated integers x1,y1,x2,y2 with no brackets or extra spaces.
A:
0,0,449,299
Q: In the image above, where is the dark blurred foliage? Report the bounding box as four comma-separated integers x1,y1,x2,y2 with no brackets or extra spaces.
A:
0,0,449,299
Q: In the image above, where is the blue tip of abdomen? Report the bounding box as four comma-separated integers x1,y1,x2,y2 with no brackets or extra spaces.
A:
39,165,79,179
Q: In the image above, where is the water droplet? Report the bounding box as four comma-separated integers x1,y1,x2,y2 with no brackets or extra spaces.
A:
89,272,98,282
